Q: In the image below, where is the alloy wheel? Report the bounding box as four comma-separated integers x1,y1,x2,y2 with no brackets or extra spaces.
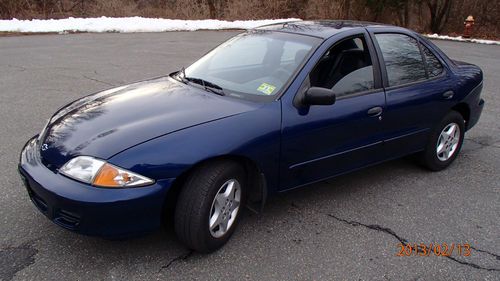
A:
436,122,461,161
209,179,241,238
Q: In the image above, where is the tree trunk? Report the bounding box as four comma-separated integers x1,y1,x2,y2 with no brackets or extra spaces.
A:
344,0,351,19
207,0,216,19
404,1,409,27
426,0,453,33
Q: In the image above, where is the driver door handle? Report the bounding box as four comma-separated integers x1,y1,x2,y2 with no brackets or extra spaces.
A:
367,106,383,117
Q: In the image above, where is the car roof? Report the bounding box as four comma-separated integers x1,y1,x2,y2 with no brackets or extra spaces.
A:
255,20,394,39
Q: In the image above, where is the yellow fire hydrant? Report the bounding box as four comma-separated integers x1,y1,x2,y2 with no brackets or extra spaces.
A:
463,15,475,38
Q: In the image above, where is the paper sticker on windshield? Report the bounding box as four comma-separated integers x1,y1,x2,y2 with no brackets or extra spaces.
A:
257,83,276,95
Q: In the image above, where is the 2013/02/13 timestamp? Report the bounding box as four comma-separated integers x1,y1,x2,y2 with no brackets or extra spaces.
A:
396,243,471,257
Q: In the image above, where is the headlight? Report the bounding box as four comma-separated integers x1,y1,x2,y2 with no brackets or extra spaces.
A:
59,156,154,188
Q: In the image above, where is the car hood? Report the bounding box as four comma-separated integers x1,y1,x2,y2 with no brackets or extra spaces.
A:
39,76,257,168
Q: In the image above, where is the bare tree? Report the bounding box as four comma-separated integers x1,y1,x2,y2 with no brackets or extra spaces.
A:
288,0,309,18
205,0,229,19
364,0,384,21
344,0,351,19
425,0,452,33
207,0,216,18
364,0,412,26
399,0,410,27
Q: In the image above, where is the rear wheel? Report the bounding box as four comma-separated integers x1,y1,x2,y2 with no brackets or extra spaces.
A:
419,111,465,171
174,160,246,253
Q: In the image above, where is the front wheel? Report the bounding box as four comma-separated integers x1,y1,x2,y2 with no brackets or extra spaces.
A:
419,111,465,171
174,160,246,253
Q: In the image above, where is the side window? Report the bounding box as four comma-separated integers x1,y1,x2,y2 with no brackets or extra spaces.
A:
309,36,374,97
375,33,426,87
421,44,444,77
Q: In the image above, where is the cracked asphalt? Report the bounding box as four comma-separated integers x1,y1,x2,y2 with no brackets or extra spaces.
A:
0,31,499,281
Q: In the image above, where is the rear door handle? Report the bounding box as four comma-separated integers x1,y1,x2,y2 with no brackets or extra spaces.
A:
367,106,383,117
442,91,454,99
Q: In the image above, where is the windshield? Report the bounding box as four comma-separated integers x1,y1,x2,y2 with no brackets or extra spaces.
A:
183,31,321,101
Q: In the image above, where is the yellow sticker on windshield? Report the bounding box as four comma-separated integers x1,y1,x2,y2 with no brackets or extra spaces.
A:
257,83,276,95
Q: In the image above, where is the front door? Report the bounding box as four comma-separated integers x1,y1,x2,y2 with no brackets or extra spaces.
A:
280,32,386,190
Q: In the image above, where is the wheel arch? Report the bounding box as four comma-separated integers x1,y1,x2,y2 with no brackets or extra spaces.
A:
451,102,470,129
162,154,268,223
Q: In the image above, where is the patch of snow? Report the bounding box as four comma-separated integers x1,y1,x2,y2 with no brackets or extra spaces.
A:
2,18,498,46
0,17,301,33
425,33,500,45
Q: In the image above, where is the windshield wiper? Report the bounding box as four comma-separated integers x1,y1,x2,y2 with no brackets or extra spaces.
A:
185,77,225,96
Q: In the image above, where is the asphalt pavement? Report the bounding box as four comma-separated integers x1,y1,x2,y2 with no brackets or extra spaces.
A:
0,31,499,281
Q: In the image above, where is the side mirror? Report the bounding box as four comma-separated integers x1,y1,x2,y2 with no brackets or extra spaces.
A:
303,87,336,106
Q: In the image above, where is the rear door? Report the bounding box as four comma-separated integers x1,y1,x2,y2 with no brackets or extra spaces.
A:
368,29,456,158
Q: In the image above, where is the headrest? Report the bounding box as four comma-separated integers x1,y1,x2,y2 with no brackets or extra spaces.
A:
295,49,309,64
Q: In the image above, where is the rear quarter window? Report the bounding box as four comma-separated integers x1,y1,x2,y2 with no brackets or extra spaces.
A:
422,44,444,77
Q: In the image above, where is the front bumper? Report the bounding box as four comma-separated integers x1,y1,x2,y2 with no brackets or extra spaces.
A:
18,137,174,238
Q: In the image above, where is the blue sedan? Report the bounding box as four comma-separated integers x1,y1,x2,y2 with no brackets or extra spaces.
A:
19,21,484,253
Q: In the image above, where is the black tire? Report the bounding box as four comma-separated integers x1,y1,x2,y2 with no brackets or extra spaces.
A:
174,160,246,253
419,111,465,171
